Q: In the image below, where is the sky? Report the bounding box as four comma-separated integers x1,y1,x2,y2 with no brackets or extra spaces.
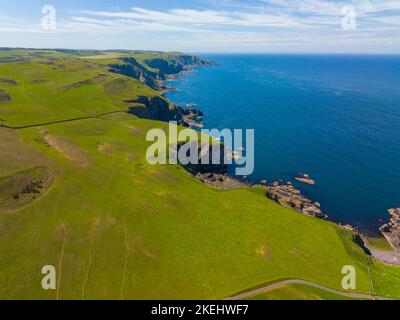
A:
0,0,399,53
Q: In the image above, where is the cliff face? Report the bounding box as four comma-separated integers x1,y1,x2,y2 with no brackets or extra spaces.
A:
109,53,211,125
109,57,161,90
127,96,181,122
109,54,211,89
144,55,211,80
127,95,204,129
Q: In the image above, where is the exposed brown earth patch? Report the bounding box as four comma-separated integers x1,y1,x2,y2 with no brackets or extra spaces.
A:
97,143,117,156
42,132,89,167
126,125,143,135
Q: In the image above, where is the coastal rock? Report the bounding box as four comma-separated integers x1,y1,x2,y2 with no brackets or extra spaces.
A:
195,172,247,190
266,182,327,219
179,142,227,175
179,107,204,128
380,208,400,251
337,223,355,231
295,173,316,186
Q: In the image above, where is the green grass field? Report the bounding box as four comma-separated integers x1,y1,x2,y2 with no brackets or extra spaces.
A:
366,237,393,251
0,49,399,300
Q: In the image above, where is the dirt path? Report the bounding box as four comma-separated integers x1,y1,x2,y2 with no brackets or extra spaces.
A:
226,279,393,300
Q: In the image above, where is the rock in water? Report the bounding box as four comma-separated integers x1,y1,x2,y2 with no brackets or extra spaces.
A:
295,173,316,186
266,182,327,219
380,208,400,251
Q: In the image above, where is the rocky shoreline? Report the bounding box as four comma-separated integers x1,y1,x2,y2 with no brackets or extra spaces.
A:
266,181,326,219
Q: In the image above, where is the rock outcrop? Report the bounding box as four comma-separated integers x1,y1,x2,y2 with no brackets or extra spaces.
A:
266,182,327,219
380,208,400,251
127,95,204,128
337,223,355,231
179,108,204,128
176,140,246,190
127,96,181,122
195,172,247,190
180,142,227,175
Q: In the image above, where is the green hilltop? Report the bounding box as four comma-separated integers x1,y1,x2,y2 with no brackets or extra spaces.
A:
0,49,399,300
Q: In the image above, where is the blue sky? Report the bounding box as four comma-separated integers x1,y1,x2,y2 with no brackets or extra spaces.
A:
0,0,399,53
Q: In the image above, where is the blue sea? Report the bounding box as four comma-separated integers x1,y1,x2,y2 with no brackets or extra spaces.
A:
165,54,400,233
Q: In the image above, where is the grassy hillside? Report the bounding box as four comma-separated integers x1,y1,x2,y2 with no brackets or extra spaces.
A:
0,49,399,300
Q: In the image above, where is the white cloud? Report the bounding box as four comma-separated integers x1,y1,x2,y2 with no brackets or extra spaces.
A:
0,0,399,52
82,7,304,28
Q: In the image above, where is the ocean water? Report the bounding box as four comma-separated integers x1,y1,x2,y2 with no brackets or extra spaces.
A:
165,54,400,233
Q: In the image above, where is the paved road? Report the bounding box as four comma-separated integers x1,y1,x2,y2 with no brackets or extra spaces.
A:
226,279,393,300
